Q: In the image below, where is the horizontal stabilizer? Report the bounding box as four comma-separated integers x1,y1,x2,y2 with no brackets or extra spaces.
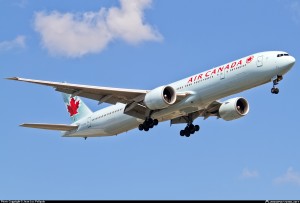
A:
20,123,78,131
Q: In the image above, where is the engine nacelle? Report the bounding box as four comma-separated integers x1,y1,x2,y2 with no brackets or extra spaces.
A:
219,97,249,121
144,86,176,110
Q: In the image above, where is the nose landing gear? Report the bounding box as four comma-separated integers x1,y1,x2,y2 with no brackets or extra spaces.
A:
271,87,279,94
271,75,282,94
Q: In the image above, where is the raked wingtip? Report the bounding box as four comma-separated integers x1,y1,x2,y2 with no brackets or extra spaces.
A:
6,77,20,81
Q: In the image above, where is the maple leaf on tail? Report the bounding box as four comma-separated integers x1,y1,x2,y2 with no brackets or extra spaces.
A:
67,97,80,116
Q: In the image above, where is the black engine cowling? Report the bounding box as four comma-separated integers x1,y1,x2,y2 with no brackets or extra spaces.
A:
144,86,176,110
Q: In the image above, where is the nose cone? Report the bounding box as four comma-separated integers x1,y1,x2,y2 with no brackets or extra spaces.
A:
277,55,296,75
285,56,296,71
288,56,296,67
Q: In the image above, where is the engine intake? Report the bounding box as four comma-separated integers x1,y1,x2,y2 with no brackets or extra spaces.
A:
219,97,249,121
144,86,176,110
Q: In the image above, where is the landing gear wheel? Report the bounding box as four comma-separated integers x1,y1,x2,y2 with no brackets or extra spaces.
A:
147,118,153,125
180,123,200,137
184,126,191,137
271,87,279,94
271,75,282,94
189,124,195,131
144,126,149,131
138,124,144,131
137,117,159,132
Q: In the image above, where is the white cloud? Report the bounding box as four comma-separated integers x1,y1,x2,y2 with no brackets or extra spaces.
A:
34,0,162,58
0,35,26,51
240,168,259,179
107,0,162,44
274,167,300,186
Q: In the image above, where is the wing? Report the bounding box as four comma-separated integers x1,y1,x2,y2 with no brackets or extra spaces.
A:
170,100,222,124
8,77,189,120
20,123,78,131
7,77,148,105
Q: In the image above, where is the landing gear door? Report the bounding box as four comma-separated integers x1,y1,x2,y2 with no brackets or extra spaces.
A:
257,55,263,67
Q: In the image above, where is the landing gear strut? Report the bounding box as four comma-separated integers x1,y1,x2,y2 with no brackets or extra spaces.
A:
180,123,200,137
138,118,159,132
271,75,282,94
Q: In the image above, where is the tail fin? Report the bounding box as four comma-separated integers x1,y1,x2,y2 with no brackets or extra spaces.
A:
62,93,93,123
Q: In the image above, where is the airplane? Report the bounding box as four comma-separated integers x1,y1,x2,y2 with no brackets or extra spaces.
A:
7,51,296,139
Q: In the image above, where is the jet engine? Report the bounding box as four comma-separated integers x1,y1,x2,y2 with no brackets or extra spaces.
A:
219,97,249,121
144,86,176,110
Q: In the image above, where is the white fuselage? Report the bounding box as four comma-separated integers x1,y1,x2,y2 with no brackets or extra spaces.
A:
63,51,295,137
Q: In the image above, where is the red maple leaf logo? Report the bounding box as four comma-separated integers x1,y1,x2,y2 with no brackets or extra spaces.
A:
67,97,80,116
246,56,254,63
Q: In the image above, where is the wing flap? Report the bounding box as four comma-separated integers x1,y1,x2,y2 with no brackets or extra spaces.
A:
170,100,222,124
20,123,78,131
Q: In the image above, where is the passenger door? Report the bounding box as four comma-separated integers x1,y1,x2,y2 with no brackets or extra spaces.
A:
257,55,263,67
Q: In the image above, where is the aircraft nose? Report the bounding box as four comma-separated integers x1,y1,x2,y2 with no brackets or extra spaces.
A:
277,55,296,75
288,56,296,66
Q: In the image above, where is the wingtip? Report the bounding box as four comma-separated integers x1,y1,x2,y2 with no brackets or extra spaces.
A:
6,77,20,81
19,123,31,128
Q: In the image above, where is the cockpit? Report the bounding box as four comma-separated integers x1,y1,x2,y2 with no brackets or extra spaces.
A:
275,51,296,78
277,53,289,57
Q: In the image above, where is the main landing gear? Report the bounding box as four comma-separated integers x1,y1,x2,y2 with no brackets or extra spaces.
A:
138,118,159,132
180,123,200,137
271,75,282,94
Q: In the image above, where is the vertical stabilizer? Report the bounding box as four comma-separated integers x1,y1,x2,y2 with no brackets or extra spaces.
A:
62,93,93,123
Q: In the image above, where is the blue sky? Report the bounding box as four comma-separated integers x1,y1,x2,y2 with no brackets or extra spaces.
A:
1,0,300,200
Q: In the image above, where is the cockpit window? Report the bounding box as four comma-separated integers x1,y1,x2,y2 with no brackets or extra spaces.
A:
277,53,289,57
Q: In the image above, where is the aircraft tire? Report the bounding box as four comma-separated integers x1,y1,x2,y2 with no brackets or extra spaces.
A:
190,129,195,134
189,124,195,131
138,124,144,131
